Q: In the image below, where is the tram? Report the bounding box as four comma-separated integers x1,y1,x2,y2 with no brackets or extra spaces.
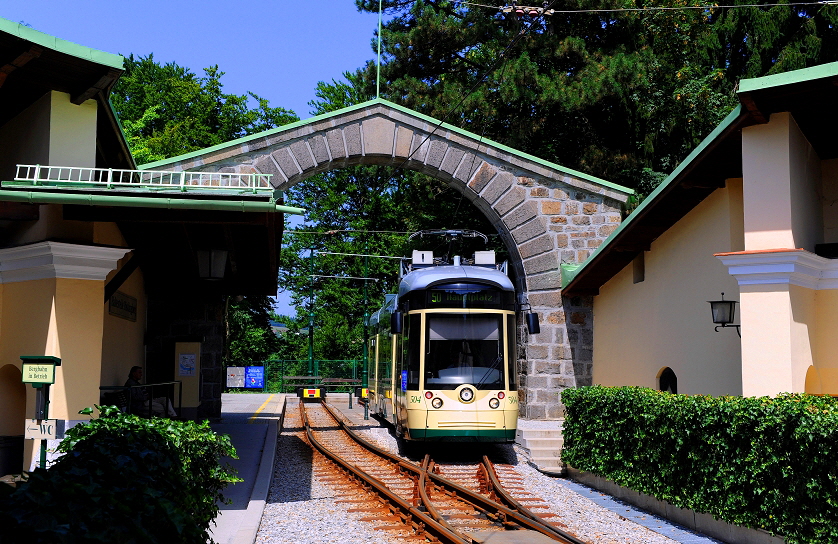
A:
368,231,538,442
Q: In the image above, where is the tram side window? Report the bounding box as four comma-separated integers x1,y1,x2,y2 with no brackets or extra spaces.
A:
425,314,503,390
406,314,421,390
507,316,517,391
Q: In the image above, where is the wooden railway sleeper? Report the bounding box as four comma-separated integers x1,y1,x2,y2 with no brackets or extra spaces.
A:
301,402,468,544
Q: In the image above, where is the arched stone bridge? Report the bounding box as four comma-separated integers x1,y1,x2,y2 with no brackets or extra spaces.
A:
144,98,632,419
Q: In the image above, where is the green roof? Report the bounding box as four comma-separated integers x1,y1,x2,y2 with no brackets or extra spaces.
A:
142,98,633,196
561,105,744,289
0,18,123,70
738,61,838,94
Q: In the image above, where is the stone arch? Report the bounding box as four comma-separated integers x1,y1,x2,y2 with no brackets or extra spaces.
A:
146,98,632,418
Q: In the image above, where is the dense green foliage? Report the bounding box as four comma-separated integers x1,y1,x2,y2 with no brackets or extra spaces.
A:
351,0,838,192
111,54,298,164
224,295,280,365
562,386,838,543
0,406,238,543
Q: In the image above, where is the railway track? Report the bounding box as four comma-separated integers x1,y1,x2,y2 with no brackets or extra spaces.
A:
299,398,588,544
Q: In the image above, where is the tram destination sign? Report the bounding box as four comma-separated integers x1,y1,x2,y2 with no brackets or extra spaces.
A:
427,288,501,308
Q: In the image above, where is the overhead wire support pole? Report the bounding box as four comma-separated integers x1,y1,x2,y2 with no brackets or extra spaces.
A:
363,243,370,420
308,247,315,376
377,0,383,98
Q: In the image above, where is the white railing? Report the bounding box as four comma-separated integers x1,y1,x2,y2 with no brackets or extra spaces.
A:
13,164,273,193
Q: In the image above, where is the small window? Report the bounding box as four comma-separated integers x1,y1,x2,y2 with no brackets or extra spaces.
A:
658,367,677,394
633,252,645,284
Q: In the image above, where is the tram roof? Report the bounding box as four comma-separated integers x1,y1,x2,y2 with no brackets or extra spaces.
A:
399,265,514,297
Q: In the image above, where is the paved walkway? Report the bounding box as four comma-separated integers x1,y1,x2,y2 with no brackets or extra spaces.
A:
209,393,285,544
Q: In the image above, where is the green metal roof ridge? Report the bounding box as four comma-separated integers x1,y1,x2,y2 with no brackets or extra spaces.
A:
0,17,123,70
562,104,745,289
0,189,305,214
738,61,838,94
140,97,632,195
139,99,388,169
376,99,632,195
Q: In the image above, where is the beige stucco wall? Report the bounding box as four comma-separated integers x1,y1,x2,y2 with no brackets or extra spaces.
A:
97,223,145,388
821,159,838,244
592,180,743,395
47,92,97,168
100,267,145,388
0,91,97,182
0,277,108,468
742,112,822,252
0,363,26,436
805,290,838,394
0,278,106,420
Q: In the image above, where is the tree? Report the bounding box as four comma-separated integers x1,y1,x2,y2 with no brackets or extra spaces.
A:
111,54,298,164
110,55,298,367
351,0,838,192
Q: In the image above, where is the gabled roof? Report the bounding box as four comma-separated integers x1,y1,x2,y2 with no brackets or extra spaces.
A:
0,17,133,169
562,62,838,296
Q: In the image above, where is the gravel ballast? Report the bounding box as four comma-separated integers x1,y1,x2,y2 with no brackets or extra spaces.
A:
256,400,720,543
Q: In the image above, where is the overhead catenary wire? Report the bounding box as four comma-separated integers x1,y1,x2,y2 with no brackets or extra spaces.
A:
454,0,838,13
316,251,406,260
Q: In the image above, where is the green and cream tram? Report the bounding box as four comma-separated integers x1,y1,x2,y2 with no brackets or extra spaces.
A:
369,247,524,442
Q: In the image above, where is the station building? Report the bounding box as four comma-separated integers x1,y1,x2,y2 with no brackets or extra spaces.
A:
563,63,838,398
0,19,300,473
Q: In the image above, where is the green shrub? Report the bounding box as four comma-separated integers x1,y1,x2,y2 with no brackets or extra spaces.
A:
0,406,238,543
561,386,838,544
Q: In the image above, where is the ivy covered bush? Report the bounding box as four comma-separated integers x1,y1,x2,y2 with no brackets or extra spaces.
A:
0,406,238,544
561,386,838,543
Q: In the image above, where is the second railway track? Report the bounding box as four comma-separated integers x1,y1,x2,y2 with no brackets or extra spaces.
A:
299,398,588,544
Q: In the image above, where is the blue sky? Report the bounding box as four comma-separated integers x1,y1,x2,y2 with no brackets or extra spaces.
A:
3,1,384,315
3,0,383,119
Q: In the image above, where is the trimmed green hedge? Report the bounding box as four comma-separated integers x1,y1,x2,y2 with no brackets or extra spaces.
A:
562,386,838,544
0,406,239,544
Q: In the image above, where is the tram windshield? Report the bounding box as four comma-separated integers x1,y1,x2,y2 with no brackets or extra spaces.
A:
425,314,504,390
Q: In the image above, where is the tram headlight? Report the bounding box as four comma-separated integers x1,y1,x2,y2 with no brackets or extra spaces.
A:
489,398,500,409
459,387,474,403
431,397,443,409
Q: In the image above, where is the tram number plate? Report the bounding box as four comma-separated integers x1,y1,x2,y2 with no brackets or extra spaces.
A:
410,395,422,404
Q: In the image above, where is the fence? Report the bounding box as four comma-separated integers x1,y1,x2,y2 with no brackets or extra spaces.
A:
229,360,363,393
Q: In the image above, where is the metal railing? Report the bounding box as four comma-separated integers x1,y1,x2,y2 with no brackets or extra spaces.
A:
13,164,273,194
259,359,362,393
100,381,183,418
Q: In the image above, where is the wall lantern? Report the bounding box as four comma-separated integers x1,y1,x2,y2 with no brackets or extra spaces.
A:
708,292,740,337
196,249,228,280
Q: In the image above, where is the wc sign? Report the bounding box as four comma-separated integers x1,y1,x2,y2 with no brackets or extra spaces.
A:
25,419,65,440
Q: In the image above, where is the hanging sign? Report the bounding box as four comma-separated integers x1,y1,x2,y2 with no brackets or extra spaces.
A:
20,356,61,385
109,291,138,322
